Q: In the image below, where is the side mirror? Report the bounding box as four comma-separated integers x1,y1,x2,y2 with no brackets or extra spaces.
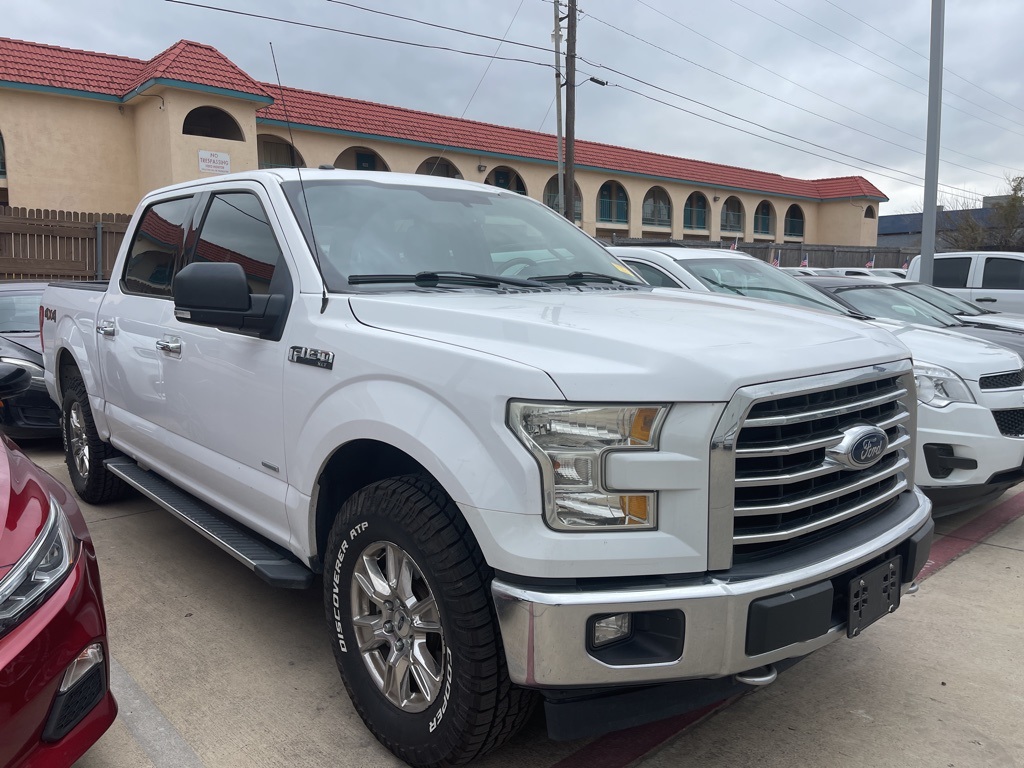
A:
0,363,33,400
173,262,286,334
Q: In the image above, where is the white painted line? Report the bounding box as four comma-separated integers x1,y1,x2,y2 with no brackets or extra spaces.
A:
109,657,206,768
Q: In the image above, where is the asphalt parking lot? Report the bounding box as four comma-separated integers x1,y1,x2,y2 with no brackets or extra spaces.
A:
16,439,1016,768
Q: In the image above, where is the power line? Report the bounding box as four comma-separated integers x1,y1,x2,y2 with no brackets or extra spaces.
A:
821,0,1024,119
166,0,985,201
633,0,1024,173
579,10,1006,181
727,0,1024,138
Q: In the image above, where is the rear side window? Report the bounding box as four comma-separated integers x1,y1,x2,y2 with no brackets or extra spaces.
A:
191,192,281,295
624,261,678,288
932,257,971,288
122,197,192,297
982,257,1024,290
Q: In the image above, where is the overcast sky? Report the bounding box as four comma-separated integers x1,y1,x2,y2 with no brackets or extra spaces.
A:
5,0,1024,213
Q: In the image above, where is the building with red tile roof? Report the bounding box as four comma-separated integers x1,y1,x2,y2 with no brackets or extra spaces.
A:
0,36,885,245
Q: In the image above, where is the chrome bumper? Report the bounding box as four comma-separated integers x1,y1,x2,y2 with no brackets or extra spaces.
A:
492,489,932,688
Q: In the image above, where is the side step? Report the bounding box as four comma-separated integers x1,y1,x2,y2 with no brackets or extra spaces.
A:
104,457,313,589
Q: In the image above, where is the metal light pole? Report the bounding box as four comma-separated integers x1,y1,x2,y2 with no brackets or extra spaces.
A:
919,0,945,285
563,0,577,223
552,1,565,216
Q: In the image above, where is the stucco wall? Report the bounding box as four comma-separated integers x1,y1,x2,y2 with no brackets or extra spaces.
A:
817,199,879,246
0,89,140,212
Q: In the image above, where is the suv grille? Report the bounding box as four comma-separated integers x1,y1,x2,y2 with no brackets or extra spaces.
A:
993,409,1024,437
980,370,1024,390
709,362,916,569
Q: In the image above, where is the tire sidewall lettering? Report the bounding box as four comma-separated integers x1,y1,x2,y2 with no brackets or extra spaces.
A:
428,647,453,733
331,520,370,654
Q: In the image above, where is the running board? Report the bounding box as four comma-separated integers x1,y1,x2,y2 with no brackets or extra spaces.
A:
104,457,313,589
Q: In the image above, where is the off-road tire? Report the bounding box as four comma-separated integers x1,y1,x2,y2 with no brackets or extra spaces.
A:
62,375,129,504
324,474,535,767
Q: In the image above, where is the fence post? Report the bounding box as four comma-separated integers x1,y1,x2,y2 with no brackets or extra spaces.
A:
95,220,103,280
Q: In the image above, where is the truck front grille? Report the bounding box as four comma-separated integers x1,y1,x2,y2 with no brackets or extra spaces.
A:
980,370,1024,390
709,361,916,570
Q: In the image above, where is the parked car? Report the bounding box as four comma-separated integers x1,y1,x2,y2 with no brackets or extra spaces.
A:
907,251,1024,314
0,282,61,439
611,245,1024,514
41,170,932,766
854,275,1024,334
0,361,117,768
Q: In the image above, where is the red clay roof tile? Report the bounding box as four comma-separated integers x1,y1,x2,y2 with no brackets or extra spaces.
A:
0,37,886,202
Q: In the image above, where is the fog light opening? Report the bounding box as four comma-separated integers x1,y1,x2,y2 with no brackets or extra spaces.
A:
592,613,632,648
60,643,105,693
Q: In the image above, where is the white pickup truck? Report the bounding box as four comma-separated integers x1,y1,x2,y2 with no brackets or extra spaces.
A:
41,170,933,766
908,251,1024,314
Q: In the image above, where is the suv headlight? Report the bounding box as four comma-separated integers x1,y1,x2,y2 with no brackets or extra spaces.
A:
0,496,77,637
508,402,667,531
914,362,975,407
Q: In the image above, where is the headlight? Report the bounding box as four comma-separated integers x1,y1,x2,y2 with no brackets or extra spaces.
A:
0,357,44,382
507,402,667,531
914,362,975,407
0,496,77,637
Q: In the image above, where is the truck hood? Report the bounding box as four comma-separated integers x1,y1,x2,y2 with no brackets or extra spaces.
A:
349,289,911,401
870,320,1023,381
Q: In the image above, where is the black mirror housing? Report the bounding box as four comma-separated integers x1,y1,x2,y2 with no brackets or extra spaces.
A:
0,363,33,400
172,262,286,336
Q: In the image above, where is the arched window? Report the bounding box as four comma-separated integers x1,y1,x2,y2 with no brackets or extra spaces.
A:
754,200,775,236
182,107,244,141
642,187,672,227
416,157,462,178
683,192,708,230
721,196,744,233
485,166,527,194
784,204,805,238
334,147,391,172
864,205,877,219
0,131,6,178
598,181,629,224
543,175,582,222
257,134,304,169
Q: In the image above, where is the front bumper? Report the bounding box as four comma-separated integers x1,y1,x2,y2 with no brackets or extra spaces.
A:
492,489,932,688
0,499,116,768
0,381,61,440
917,399,1024,490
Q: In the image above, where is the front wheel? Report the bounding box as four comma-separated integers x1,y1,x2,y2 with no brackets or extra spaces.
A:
324,475,534,767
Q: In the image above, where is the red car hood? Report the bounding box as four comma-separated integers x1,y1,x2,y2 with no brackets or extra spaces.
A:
0,437,51,582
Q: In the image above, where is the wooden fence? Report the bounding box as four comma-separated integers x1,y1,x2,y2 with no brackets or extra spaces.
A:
0,207,131,281
611,236,917,270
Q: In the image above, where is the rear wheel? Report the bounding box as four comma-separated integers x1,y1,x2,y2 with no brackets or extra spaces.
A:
324,474,534,767
61,375,128,504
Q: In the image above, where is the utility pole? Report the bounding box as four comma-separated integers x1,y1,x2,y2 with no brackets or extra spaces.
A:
919,0,945,285
552,0,565,216
563,0,577,223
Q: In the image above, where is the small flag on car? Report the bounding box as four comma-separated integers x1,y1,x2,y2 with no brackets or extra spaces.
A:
800,256,809,267
865,256,875,268
771,249,780,267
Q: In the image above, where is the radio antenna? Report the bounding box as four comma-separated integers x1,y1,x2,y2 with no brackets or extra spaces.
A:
269,42,329,313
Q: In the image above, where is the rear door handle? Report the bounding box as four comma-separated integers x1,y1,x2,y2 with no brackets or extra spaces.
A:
96,320,115,337
975,297,997,303
156,338,182,355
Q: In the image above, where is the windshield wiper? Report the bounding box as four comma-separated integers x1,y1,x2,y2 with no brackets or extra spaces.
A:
348,271,548,288
532,271,641,285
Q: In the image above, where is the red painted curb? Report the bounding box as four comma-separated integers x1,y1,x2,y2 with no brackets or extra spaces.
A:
917,490,1024,581
551,490,1024,768
549,697,741,768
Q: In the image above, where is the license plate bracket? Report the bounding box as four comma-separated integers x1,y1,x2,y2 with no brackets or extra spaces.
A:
847,555,901,638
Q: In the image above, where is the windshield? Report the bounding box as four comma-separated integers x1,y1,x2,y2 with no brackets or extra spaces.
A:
677,257,850,314
831,285,961,328
0,291,43,332
283,180,633,291
900,282,984,316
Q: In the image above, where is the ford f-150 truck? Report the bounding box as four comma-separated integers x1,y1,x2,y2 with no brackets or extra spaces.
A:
41,170,933,767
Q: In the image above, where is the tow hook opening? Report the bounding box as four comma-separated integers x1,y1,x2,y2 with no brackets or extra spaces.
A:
734,664,777,687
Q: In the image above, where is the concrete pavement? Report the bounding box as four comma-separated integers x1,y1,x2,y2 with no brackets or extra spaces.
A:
20,439,1015,768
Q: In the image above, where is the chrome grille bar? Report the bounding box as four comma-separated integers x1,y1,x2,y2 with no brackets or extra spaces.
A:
743,387,908,427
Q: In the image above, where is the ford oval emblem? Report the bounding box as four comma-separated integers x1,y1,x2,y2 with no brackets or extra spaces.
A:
827,425,889,470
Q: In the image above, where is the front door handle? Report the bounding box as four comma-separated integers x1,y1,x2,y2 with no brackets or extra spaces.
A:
156,338,182,355
975,297,997,303
96,320,115,337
